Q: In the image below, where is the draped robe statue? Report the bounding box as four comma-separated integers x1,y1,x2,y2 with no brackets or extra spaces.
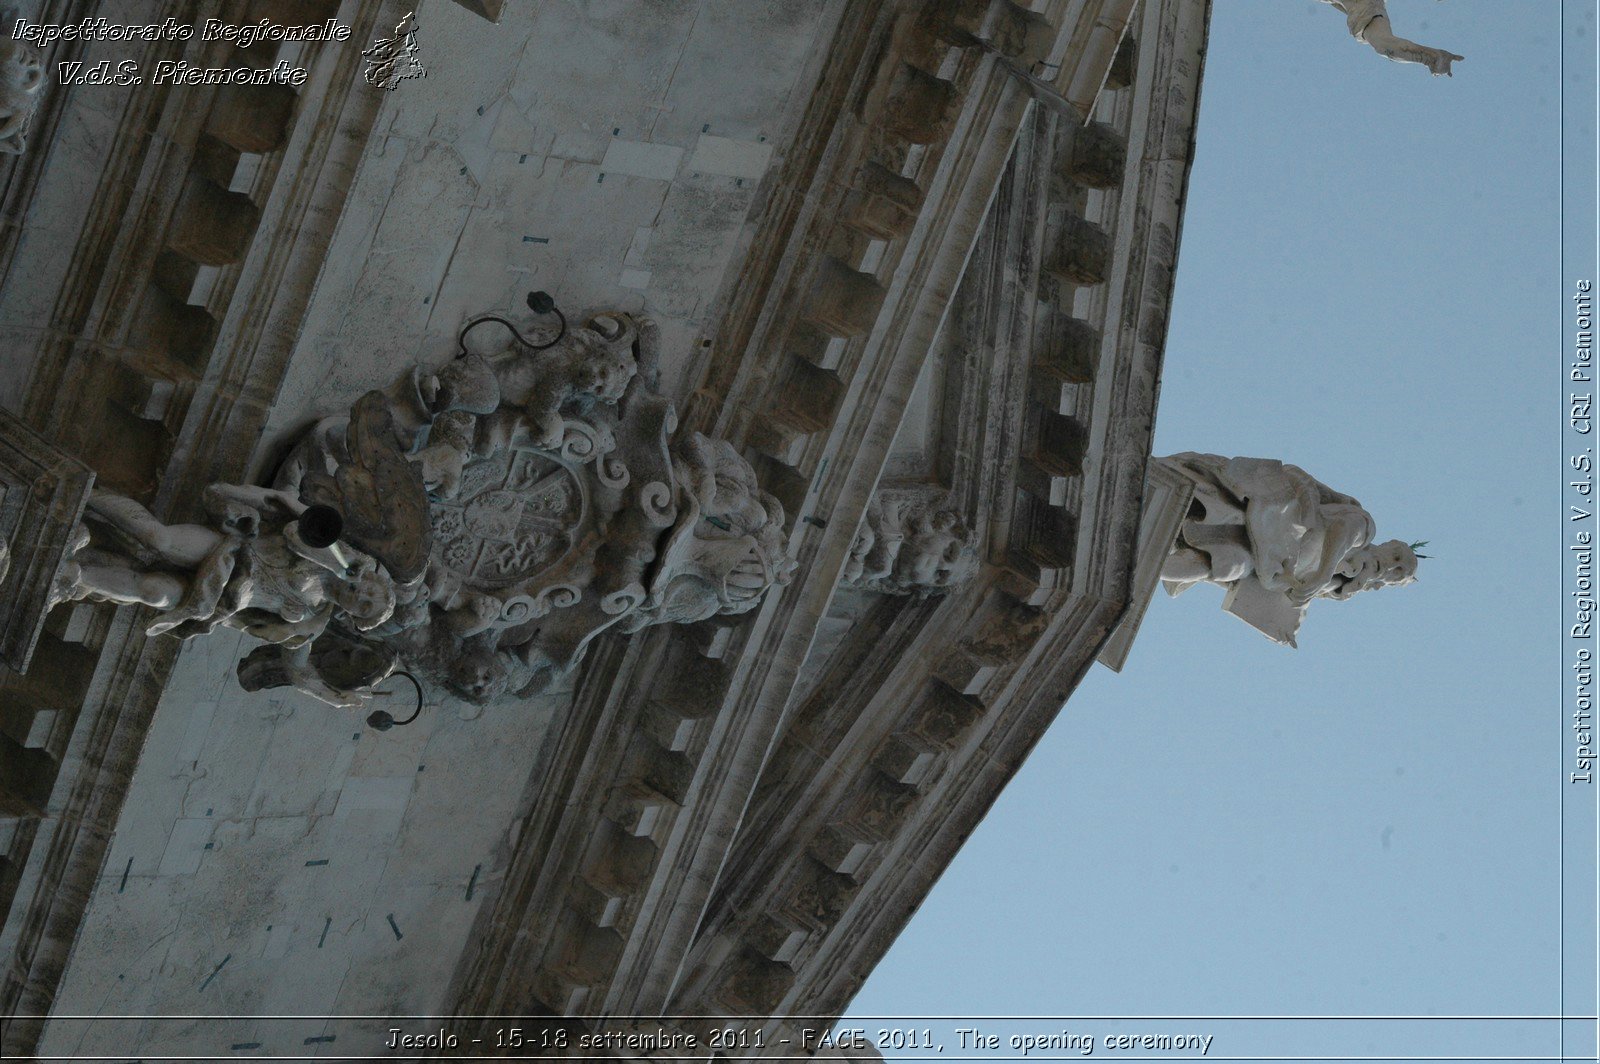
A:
1158,453,1419,646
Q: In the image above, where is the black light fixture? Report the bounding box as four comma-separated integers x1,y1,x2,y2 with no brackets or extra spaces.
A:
297,504,344,549
366,671,425,732
456,289,566,358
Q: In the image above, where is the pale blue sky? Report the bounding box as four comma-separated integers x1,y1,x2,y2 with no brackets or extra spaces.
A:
854,1,1584,1057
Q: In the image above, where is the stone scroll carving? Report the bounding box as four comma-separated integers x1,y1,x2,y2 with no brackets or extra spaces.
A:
1157,452,1419,647
53,309,797,708
1318,0,1463,77
0,31,43,155
842,486,976,595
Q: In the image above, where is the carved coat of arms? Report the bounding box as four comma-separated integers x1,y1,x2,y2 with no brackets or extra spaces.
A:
52,307,796,710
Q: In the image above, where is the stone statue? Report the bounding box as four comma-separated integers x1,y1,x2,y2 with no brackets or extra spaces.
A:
53,383,435,707
842,487,976,595
1158,452,1417,646
1319,0,1463,76
56,485,399,648
0,33,43,154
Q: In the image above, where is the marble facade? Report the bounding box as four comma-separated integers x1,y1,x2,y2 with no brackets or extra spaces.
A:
0,0,1211,1058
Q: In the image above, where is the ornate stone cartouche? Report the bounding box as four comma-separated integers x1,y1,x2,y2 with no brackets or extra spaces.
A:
54,309,797,709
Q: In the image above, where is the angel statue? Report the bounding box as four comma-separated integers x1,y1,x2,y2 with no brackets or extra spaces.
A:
1319,0,1463,76
1157,452,1419,647
55,389,433,708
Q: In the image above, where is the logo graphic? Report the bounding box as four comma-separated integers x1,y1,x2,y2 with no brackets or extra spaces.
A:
362,12,424,91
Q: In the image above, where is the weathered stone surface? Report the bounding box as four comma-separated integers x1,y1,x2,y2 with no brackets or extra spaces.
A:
1047,214,1113,286
1058,120,1128,189
0,33,43,155
0,408,93,673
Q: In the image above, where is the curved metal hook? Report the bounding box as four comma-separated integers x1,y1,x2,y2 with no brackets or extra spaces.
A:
366,670,425,732
457,291,566,358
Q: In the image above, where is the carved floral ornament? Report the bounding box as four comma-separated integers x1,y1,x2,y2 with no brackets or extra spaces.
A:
54,307,797,709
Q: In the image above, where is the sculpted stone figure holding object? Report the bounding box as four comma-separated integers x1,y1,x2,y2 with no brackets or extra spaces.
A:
56,485,398,655
1319,0,1463,76
1158,453,1418,646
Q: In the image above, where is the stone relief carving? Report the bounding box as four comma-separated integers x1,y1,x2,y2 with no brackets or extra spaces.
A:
1157,452,1419,646
0,32,43,154
54,307,796,710
1319,0,1463,76
842,486,976,595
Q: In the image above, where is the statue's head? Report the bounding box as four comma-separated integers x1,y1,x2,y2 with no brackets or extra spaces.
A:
447,643,510,704
895,507,977,591
1376,540,1421,581
332,560,398,631
1328,539,1419,600
0,38,42,94
580,347,637,403
571,314,639,404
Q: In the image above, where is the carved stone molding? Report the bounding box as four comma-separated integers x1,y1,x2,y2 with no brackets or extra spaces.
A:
0,408,91,673
667,0,1208,1026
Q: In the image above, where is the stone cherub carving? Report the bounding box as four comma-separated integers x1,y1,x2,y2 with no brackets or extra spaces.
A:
0,33,43,155
415,313,640,499
55,485,398,645
843,487,976,595
1158,452,1418,646
55,387,433,707
1319,0,1463,76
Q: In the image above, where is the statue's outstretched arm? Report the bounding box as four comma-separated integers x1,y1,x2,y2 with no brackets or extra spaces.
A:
227,604,333,648
1333,1,1463,77
1361,15,1463,76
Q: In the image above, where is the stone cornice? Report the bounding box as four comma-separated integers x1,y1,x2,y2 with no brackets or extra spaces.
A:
666,0,1211,1028
444,0,1086,1029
